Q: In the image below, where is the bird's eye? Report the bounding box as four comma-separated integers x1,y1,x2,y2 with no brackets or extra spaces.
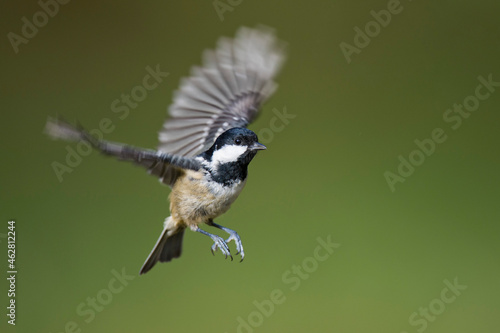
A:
234,138,242,145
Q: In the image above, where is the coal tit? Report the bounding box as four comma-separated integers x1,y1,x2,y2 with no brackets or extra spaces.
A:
45,26,286,274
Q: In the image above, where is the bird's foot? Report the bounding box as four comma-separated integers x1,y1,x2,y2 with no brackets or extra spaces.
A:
206,220,245,262
210,235,233,260
225,232,245,262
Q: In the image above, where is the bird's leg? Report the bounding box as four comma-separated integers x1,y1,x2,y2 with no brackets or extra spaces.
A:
193,226,232,260
207,219,245,262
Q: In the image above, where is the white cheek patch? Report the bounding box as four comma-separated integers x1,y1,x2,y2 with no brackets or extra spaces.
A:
212,145,247,164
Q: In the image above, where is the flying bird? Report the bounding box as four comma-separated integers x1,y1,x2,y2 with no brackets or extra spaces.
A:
45,26,286,274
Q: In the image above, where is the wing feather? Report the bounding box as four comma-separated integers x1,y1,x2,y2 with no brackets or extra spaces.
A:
158,26,286,157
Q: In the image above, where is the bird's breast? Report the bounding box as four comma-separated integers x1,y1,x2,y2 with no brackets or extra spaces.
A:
169,170,247,226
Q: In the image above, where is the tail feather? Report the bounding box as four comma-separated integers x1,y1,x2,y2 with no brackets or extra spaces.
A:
140,220,185,275
160,229,185,262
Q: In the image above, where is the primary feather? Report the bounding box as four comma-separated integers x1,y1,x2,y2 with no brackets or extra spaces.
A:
158,26,286,158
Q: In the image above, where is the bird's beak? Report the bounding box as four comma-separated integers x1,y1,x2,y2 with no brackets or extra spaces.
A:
250,142,267,151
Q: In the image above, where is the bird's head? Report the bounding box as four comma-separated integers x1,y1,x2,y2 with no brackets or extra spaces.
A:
207,128,266,166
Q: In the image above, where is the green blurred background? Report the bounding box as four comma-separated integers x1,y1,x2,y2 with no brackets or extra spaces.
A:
1,0,500,332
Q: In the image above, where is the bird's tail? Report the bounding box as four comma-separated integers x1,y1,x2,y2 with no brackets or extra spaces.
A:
139,217,185,275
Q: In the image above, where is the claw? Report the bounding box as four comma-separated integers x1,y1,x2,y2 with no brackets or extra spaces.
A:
225,233,245,262
194,227,235,260
210,235,233,260
200,222,245,262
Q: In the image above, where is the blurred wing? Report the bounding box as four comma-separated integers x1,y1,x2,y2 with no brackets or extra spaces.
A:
45,118,201,187
158,25,286,157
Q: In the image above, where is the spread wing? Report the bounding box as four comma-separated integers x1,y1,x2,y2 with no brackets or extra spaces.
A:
46,27,286,188
45,118,202,186
45,118,201,179
158,25,286,157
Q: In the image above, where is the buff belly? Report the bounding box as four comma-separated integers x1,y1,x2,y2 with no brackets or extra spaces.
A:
169,170,247,227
